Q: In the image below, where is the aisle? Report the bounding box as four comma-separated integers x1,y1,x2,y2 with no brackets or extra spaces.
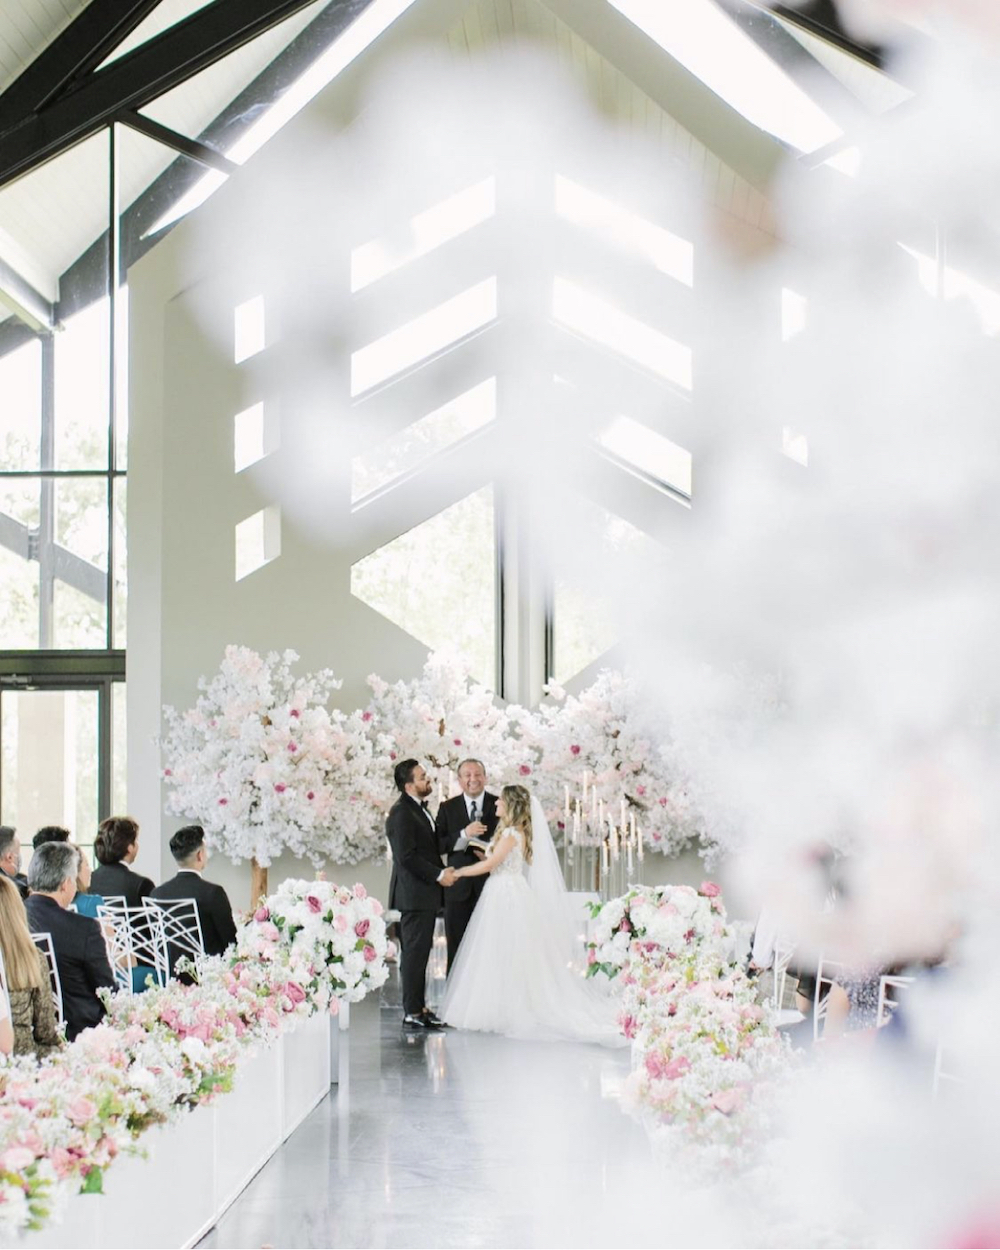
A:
197,975,648,1249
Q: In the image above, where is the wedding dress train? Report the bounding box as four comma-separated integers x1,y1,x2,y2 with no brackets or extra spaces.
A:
441,826,623,1045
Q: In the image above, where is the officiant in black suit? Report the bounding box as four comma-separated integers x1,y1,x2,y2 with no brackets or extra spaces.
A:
386,759,456,1031
435,757,499,970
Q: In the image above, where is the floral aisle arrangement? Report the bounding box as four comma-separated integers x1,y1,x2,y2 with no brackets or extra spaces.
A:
161,646,375,866
0,879,391,1237
588,883,789,1167
238,878,392,1011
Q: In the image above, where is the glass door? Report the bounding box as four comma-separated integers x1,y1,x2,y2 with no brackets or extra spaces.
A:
0,685,102,862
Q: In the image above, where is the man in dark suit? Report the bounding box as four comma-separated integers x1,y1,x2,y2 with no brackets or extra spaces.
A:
386,758,456,1031
150,825,237,966
435,757,499,970
0,826,29,900
25,841,114,1041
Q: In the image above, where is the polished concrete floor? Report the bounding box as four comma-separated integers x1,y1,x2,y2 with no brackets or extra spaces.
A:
196,970,654,1249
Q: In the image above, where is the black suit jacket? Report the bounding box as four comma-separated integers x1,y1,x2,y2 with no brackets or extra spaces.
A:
25,893,114,1041
1,866,29,900
386,794,444,913
91,861,155,908
150,871,237,957
435,792,499,903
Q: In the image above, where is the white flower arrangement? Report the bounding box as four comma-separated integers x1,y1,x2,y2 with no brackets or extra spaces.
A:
161,646,707,869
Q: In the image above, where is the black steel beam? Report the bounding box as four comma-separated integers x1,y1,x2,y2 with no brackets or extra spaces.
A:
116,110,240,175
0,0,163,133
769,1,886,69
0,255,55,331
0,0,334,189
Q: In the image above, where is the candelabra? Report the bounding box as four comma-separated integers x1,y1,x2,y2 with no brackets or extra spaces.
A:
561,770,644,901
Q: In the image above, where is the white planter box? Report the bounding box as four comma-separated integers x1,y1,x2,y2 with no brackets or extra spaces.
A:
17,1012,332,1250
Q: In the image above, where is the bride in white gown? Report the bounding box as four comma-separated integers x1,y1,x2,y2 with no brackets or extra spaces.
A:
441,784,624,1045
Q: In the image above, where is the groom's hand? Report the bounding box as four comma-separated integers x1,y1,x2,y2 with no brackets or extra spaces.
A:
440,867,458,887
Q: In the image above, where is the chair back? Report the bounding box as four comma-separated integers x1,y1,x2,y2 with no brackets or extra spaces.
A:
30,931,64,1027
98,897,168,994
771,941,795,1011
144,898,205,976
814,955,844,1041
876,973,914,1028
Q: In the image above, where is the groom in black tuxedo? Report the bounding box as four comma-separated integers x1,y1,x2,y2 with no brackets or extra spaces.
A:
386,758,456,1030
435,757,499,970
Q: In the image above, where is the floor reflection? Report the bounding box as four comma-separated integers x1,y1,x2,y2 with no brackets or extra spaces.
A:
197,969,653,1249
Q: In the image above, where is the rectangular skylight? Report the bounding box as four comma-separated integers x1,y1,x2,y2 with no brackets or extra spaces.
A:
598,414,692,496
554,174,694,287
351,278,497,395
552,277,692,390
352,178,496,291
609,0,843,154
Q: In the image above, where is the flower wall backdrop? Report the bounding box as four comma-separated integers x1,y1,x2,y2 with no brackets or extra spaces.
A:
162,647,707,868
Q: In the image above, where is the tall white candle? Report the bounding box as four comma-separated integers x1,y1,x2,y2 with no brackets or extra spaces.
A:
564,784,570,820
620,798,626,828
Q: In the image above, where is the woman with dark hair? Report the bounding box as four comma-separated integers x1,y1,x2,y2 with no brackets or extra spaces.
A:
90,817,155,906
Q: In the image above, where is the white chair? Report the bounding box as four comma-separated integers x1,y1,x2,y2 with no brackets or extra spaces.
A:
30,932,64,1027
876,973,914,1028
98,898,167,995
771,941,805,1028
933,1043,961,1097
814,956,844,1041
143,898,205,978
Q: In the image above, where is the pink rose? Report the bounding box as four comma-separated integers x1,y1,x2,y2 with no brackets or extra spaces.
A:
290,709,300,718
254,906,270,922
287,741,298,753
699,881,721,898
710,1088,743,1115
67,1097,98,1126
361,711,372,722
355,919,370,937
662,1056,691,1080
453,738,462,745
621,1015,637,1039
569,744,581,756
274,783,286,793
218,798,228,806
306,894,323,914
390,751,397,760
658,797,668,807
334,915,349,933
353,883,367,899
163,768,173,777
50,1146,76,1178
519,764,531,776
285,981,307,1005
363,945,378,962
260,922,280,942
0,1146,35,1172
307,791,315,800
587,948,597,965
329,999,341,1016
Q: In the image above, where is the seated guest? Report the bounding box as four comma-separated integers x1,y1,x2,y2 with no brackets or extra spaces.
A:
0,826,28,900
0,984,11,1056
0,875,62,1058
68,843,103,919
24,842,115,1041
91,816,155,907
33,826,69,850
150,826,237,962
